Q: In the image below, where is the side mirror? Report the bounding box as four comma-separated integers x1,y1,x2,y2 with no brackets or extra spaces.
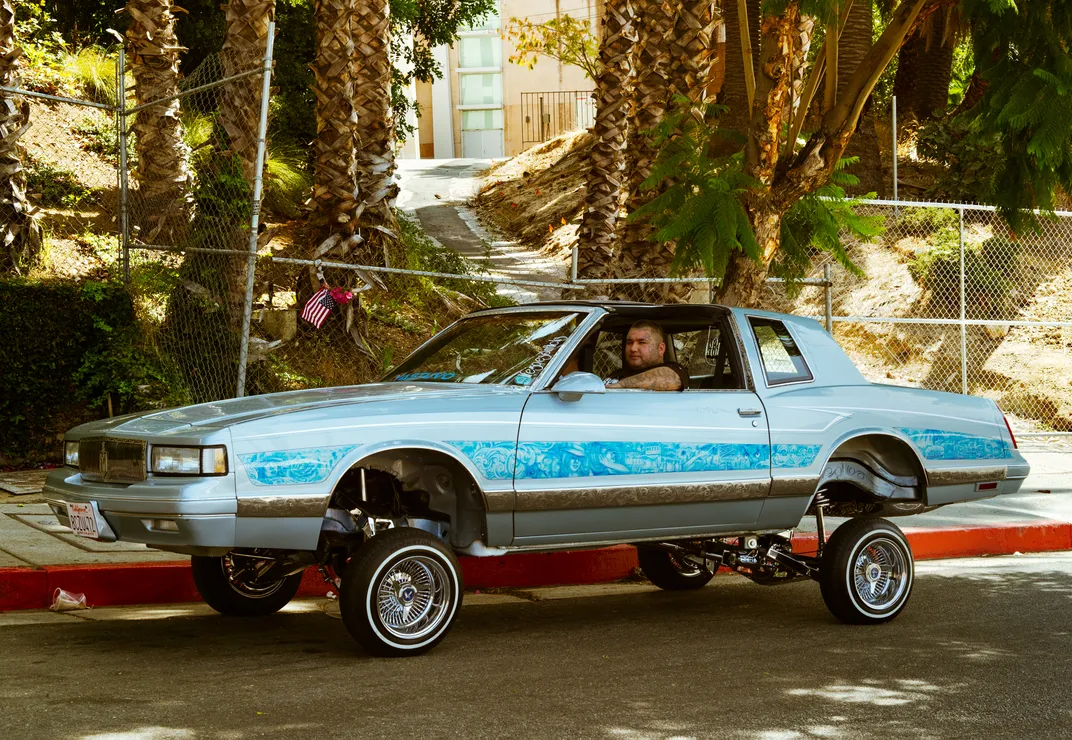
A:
550,372,606,402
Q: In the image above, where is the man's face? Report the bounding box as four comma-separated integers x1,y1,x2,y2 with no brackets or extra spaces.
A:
624,327,665,370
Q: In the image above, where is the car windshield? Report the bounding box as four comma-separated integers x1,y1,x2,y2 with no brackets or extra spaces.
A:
384,312,584,386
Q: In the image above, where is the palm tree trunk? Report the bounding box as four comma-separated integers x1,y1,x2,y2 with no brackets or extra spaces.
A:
352,0,399,266
221,0,275,182
713,0,760,148
0,0,42,273
578,0,635,282
309,0,359,259
667,0,716,117
836,0,885,196
617,0,675,296
893,6,955,129
125,0,191,239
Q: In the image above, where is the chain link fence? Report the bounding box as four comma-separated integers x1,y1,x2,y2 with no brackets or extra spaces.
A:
5,38,1071,439
761,200,1072,437
1,51,122,280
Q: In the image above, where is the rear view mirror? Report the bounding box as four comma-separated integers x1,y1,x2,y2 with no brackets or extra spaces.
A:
551,372,605,402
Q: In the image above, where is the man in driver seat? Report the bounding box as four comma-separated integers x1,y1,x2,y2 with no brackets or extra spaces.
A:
606,320,689,391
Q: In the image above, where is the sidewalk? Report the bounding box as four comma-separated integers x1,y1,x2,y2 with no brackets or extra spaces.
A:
2,450,1070,611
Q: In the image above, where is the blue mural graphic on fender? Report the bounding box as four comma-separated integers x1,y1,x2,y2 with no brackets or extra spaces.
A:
239,445,357,486
448,441,822,480
899,428,1010,461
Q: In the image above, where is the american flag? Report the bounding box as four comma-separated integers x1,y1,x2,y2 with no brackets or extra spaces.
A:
300,288,338,328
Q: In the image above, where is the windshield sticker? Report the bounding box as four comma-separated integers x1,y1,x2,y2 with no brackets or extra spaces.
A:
519,335,569,380
513,373,532,386
393,371,457,382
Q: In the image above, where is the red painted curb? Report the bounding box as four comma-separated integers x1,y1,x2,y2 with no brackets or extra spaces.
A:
1,523,1068,612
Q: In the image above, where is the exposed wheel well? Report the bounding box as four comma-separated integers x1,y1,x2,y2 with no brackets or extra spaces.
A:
813,434,929,517
328,449,486,549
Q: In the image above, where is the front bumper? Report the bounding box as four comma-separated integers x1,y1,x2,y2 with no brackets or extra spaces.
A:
44,468,238,549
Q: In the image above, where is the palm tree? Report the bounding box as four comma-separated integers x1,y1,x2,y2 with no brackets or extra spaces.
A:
893,5,957,131
617,0,675,293
125,0,192,238
352,0,399,266
220,0,275,182
0,0,42,273
578,0,635,282
837,0,886,196
713,0,760,147
667,0,717,118
309,0,359,262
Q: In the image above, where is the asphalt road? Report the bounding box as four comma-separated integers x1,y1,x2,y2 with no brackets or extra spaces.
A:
2,553,1070,740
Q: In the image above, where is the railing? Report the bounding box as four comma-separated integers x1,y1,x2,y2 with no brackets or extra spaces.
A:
520,90,596,145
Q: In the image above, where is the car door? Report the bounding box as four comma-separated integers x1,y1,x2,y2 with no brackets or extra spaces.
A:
511,319,771,547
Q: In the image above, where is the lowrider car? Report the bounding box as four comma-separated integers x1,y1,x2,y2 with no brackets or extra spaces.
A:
46,302,1030,656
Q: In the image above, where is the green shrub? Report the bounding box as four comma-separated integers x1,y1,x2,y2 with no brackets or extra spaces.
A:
397,211,513,308
263,142,312,218
0,279,164,462
897,207,959,234
909,234,1018,317
26,156,93,208
62,47,118,105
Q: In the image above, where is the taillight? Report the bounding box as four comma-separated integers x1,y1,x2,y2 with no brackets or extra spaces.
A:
1002,415,1018,449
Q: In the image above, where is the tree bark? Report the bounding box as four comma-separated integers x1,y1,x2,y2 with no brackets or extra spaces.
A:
220,0,275,183
713,0,760,149
837,0,886,196
125,0,192,241
893,5,955,130
616,0,675,292
352,0,399,267
309,0,359,260
578,0,635,282
0,0,42,273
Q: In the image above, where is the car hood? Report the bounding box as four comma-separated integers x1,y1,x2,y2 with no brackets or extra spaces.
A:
71,383,527,437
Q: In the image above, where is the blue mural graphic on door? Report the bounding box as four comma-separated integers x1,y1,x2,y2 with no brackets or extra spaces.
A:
448,441,822,481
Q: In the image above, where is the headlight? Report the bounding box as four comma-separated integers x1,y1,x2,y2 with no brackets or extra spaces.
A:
64,441,79,467
150,445,228,476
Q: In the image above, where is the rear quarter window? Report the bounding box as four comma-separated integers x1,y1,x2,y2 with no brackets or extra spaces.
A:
748,317,813,385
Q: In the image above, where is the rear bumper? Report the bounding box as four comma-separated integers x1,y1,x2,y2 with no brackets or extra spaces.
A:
44,468,238,549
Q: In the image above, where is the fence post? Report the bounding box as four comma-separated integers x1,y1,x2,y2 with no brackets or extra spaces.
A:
959,206,967,395
892,95,898,214
116,44,131,285
824,263,833,333
571,244,578,283
236,22,276,399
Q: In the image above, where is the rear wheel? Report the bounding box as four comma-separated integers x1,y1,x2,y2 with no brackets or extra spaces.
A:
637,546,715,591
819,517,914,624
340,528,462,657
191,552,302,617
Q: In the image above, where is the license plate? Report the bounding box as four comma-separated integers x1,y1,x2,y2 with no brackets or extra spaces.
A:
65,502,100,539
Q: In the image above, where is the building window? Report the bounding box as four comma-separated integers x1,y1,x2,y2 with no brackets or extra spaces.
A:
459,73,503,106
464,5,501,31
462,109,504,130
458,36,502,68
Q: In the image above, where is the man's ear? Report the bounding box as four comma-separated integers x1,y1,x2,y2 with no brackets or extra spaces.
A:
658,341,666,359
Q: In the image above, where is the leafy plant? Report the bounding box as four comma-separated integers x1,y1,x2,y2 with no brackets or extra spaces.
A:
504,14,600,80
61,47,119,105
263,142,313,219
26,156,93,208
909,234,1018,317
633,101,877,283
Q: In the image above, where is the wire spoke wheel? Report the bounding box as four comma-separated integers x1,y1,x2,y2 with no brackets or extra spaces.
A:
850,537,909,611
820,517,914,625
341,528,463,657
375,555,452,640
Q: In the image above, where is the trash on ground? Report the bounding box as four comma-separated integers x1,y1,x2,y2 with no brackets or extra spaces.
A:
50,588,88,611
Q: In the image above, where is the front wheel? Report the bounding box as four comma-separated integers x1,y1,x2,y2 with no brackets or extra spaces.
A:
819,517,914,625
637,546,715,591
340,528,462,657
191,552,303,617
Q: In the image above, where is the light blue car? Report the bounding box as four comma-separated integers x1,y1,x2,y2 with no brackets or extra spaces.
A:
47,302,1029,655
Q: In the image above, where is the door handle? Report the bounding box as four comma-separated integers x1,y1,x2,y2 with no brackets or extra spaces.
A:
737,408,762,417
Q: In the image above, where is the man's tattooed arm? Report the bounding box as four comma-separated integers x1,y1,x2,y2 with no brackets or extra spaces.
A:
610,366,683,391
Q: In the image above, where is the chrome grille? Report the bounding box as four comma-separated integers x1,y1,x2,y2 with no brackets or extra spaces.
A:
78,438,147,483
